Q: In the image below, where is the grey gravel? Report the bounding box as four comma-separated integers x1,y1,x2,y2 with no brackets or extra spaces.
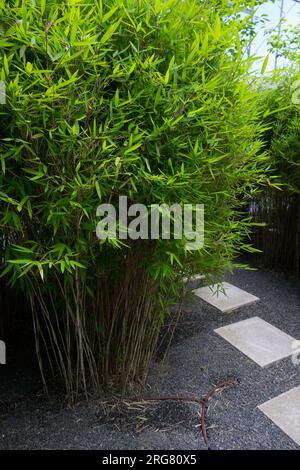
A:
0,267,299,450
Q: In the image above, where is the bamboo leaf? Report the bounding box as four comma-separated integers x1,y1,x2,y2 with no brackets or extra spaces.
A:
261,55,269,74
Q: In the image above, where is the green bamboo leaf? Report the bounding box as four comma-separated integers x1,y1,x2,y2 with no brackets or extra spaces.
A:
1,157,5,174
38,265,44,281
26,61,33,73
102,5,119,23
114,88,119,107
214,15,221,39
3,54,9,76
124,142,142,154
261,55,269,74
99,18,122,45
41,0,46,14
95,181,102,200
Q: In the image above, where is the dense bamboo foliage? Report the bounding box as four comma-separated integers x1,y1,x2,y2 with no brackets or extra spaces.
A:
0,0,267,399
250,73,300,277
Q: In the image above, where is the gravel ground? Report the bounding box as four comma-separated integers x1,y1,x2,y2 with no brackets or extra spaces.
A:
0,267,299,450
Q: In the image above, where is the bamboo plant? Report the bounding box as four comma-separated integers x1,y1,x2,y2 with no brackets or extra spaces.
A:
0,0,267,399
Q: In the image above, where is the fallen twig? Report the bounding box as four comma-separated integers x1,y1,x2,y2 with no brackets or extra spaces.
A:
129,377,236,448
200,378,235,448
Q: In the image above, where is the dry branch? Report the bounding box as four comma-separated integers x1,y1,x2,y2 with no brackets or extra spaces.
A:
129,377,236,448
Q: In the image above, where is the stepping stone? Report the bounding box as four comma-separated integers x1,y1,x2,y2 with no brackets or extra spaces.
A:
193,282,259,312
258,386,300,446
214,316,297,367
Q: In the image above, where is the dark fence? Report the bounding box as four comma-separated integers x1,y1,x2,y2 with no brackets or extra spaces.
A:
250,190,300,278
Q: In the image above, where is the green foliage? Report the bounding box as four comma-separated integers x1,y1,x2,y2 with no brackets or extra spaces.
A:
250,70,300,276
0,0,267,397
267,18,300,64
258,72,300,192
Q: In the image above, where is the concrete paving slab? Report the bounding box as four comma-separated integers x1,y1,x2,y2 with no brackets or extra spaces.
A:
193,282,259,312
258,386,300,446
214,316,297,367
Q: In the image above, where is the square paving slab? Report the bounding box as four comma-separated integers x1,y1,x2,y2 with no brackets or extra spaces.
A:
258,387,300,446
193,282,259,312
214,316,297,367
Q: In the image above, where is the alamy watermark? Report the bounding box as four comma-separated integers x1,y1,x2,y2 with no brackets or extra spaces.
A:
0,80,6,105
0,340,6,365
96,196,204,250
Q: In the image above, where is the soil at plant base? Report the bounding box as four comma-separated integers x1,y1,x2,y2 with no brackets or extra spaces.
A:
0,267,299,450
